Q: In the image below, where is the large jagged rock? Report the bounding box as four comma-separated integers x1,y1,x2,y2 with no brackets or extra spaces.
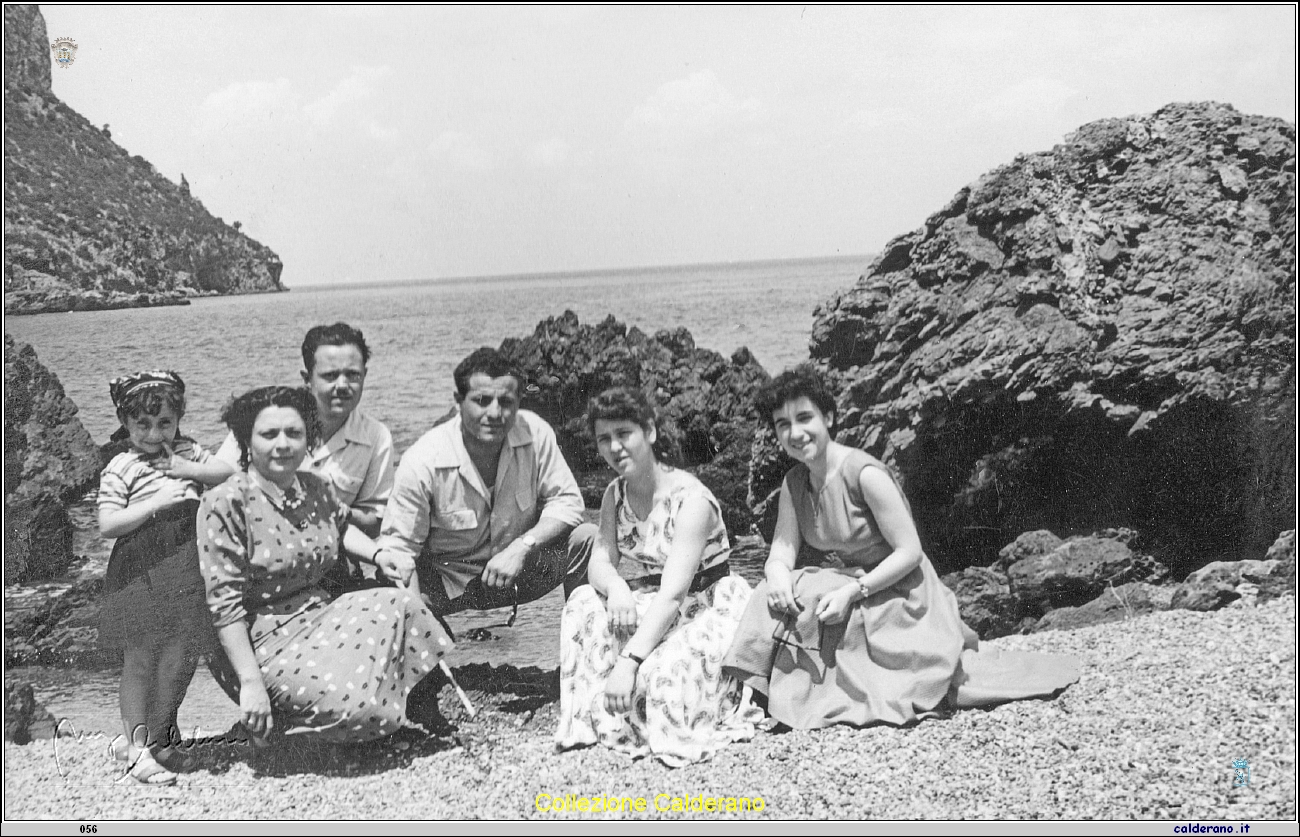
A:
1006,529,1169,616
4,335,101,582
939,565,1019,638
498,311,769,534
754,102,1295,575
1168,553,1295,611
4,5,284,315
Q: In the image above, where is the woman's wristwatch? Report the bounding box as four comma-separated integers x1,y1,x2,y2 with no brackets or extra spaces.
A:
856,574,871,600
619,650,645,667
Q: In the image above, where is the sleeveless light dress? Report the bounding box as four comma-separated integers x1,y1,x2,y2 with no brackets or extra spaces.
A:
724,449,1080,729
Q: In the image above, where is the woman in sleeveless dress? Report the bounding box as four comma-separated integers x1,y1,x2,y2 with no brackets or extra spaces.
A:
724,365,1080,729
555,387,760,766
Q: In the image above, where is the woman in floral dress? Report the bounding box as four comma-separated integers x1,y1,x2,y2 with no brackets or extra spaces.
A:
198,386,451,745
555,387,760,766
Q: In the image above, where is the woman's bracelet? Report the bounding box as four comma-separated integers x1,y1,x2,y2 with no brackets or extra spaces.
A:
856,574,871,600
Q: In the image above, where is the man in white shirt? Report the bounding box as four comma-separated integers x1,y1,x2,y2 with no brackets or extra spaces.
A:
217,322,395,539
378,347,594,616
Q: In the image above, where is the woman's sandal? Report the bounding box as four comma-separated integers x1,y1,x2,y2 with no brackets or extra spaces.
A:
125,750,178,786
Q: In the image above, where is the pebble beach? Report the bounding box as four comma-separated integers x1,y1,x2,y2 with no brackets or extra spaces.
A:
4,595,1294,822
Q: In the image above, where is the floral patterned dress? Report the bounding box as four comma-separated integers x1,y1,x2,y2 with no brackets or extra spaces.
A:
198,471,451,743
555,471,761,767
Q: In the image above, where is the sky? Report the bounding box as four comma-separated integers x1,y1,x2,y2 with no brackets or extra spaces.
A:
36,4,1298,288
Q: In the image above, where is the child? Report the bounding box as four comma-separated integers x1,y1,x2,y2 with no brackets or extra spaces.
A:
98,370,232,784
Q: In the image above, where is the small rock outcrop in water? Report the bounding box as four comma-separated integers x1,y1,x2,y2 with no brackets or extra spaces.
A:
753,102,1295,576
498,311,769,534
3,5,284,315
4,334,101,582
4,682,57,744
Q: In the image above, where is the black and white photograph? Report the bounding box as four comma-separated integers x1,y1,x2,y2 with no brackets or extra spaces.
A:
3,3,1296,829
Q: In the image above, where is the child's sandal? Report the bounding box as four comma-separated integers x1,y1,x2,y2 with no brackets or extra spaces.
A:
154,747,197,773
125,751,178,786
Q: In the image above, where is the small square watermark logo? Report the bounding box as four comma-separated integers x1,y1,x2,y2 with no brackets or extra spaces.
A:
51,37,78,69
1232,758,1250,788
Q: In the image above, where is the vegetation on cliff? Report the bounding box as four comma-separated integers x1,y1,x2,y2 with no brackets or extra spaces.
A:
3,5,284,315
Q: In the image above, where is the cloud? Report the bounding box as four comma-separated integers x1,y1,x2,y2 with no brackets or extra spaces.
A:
626,70,761,140
304,65,392,126
195,78,296,133
428,131,494,171
367,120,398,141
850,106,913,130
529,137,569,167
969,77,1078,119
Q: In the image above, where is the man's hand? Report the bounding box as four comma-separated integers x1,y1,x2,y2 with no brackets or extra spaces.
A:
376,548,416,587
482,540,528,589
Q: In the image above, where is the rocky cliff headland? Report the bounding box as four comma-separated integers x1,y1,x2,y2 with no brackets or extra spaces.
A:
750,102,1295,587
3,5,284,315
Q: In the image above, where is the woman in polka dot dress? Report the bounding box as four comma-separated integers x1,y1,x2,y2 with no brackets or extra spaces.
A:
198,386,451,745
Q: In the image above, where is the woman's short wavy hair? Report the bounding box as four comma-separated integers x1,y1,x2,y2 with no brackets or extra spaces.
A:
585,386,681,466
221,386,321,469
753,364,838,433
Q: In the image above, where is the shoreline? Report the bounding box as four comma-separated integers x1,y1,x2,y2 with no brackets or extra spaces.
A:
5,596,1294,821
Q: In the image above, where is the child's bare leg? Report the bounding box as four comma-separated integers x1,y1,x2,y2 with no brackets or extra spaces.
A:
119,644,155,761
150,636,198,758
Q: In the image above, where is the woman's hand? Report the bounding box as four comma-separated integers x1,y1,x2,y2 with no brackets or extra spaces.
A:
814,581,861,625
603,657,639,714
766,570,800,615
606,582,638,636
764,482,802,615
238,678,274,742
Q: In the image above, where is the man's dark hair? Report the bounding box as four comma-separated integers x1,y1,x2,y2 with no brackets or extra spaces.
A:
453,347,522,398
301,322,371,372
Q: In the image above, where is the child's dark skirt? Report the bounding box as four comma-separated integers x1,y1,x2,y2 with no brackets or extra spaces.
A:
99,499,214,652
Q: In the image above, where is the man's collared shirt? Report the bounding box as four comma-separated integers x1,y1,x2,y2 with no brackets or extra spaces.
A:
216,407,395,516
380,409,584,600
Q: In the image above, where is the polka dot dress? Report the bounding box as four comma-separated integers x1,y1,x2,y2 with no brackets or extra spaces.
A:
198,472,451,743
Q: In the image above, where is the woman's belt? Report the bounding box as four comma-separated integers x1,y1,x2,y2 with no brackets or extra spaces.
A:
626,560,731,594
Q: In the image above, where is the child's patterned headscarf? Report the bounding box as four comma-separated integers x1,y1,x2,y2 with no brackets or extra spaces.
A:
109,370,186,410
